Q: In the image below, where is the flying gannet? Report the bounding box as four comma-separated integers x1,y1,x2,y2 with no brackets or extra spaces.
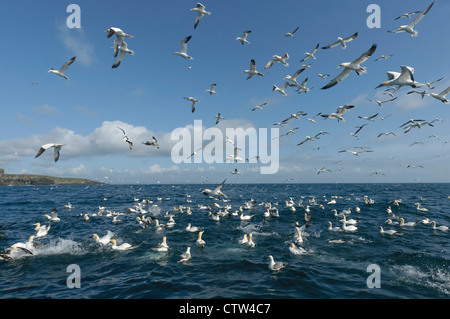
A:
35,143,64,162
48,56,76,80
243,59,264,80
105,27,134,57
321,32,358,50
205,83,217,94
300,43,319,62
388,2,434,37
428,86,450,104
174,36,194,60
183,96,199,113
285,26,299,37
142,136,159,149
191,2,211,29
117,127,133,150
321,44,377,89
264,52,289,69
202,179,227,199
112,41,134,68
375,65,420,89
284,67,306,85
236,30,252,45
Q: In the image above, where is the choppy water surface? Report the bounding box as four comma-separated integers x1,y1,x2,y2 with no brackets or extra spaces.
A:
0,183,449,299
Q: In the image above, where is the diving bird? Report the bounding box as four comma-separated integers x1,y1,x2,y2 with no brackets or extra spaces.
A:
191,2,211,29
174,36,194,60
243,59,264,80
388,2,434,37
300,43,319,62
264,52,289,69
205,83,217,95
35,143,64,162
142,136,159,149
321,44,377,90
183,96,199,113
236,30,252,45
48,56,76,80
105,27,134,57
428,86,450,104
202,179,227,198
285,26,299,37
321,32,358,50
112,41,134,68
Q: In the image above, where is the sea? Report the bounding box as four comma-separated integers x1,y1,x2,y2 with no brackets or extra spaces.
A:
0,183,449,302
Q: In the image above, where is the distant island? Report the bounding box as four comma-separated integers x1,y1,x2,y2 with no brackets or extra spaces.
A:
0,168,103,186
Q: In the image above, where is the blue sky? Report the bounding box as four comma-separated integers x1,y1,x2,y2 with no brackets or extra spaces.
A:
0,0,449,184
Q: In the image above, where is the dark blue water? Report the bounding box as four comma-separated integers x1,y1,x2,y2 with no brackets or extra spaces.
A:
0,183,449,299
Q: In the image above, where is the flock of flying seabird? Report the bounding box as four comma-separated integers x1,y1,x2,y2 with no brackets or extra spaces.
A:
33,1,448,182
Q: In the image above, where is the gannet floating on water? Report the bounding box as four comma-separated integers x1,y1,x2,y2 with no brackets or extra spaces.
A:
321,32,358,50
174,36,194,60
428,86,450,104
191,2,211,29
321,44,377,89
388,2,434,37
431,221,448,231
196,231,205,248
289,243,306,255
236,30,251,45
243,59,264,80
268,255,287,271
239,234,248,245
247,233,255,248
112,41,134,68
48,56,76,80
399,218,416,227
178,247,191,262
264,52,289,69
35,143,64,162
380,226,397,235
110,239,136,251
152,237,169,252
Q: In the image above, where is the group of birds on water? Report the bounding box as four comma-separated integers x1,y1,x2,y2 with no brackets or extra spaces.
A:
1,180,448,273
34,1,449,185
